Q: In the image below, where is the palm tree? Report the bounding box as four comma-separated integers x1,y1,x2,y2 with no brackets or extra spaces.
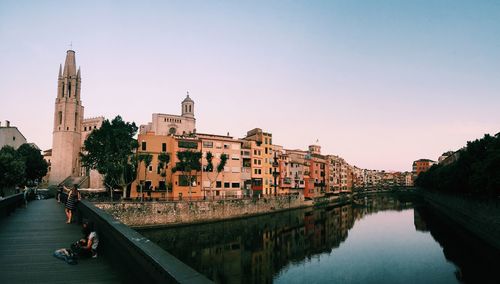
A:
205,152,228,199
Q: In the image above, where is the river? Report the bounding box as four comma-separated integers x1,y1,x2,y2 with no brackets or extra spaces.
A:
139,193,500,283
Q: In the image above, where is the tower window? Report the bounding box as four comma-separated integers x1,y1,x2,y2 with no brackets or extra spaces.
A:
189,105,191,112
141,141,147,151
162,143,167,152
58,111,62,125
75,112,78,127
68,82,71,97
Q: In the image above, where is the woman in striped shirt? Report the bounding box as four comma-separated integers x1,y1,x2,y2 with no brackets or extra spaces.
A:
64,185,80,224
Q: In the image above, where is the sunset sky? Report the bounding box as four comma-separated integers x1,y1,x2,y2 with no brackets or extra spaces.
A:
1,0,499,171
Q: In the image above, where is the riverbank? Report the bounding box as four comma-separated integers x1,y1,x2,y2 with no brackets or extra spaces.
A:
421,189,500,251
94,189,418,228
95,195,312,228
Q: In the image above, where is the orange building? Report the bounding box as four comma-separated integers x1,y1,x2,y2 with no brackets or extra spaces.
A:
131,133,203,201
412,159,436,176
306,145,329,199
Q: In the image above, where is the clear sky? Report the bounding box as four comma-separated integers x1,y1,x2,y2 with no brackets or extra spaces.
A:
1,0,499,172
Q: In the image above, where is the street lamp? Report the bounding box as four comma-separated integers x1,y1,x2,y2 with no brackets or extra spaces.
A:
272,152,279,196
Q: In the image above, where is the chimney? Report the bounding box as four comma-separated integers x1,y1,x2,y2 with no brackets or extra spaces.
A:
5,120,10,127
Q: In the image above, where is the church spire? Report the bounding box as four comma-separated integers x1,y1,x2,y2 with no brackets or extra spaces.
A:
77,67,81,79
58,64,62,78
63,50,77,77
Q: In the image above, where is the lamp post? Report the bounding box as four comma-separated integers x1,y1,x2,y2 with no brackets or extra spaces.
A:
272,152,279,197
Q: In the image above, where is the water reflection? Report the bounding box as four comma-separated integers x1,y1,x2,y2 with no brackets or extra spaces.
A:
140,194,499,283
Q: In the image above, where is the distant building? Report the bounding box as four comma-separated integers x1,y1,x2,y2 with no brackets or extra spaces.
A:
243,128,275,196
439,150,461,166
412,159,436,176
0,120,26,149
139,94,195,136
0,120,27,149
307,145,329,198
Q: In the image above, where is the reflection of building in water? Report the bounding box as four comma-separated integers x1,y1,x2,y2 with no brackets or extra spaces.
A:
413,209,428,232
142,195,414,283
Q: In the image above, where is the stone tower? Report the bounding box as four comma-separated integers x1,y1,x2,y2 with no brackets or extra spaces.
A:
181,93,194,118
49,50,84,185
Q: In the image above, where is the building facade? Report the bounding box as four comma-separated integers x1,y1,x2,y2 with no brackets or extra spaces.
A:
0,121,26,150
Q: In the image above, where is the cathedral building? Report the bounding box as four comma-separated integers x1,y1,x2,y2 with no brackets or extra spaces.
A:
46,50,103,188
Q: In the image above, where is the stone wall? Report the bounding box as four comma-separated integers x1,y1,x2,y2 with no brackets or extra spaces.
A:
94,195,306,227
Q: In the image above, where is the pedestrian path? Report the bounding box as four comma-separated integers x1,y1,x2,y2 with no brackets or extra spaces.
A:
0,199,128,283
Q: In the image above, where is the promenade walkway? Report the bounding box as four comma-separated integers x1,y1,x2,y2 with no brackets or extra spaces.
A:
0,199,130,283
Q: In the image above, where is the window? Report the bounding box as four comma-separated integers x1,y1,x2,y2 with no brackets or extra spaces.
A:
148,165,153,172
13,136,15,141
216,181,222,188
203,141,213,148
223,144,229,149
178,140,198,149
162,143,166,152
232,155,240,160
169,127,176,135
141,141,147,151
265,147,268,154
58,111,62,125
265,138,268,144
231,183,240,188
224,182,230,188
189,105,191,112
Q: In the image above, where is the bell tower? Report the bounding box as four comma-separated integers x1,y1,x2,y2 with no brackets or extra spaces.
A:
49,50,84,185
181,92,194,118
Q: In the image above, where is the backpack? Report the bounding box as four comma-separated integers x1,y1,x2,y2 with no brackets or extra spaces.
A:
53,248,77,265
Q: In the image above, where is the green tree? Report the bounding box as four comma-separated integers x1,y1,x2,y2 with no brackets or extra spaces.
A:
172,150,202,200
17,143,48,186
205,151,228,199
0,146,26,193
81,116,139,200
415,133,500,196
137,153,153,202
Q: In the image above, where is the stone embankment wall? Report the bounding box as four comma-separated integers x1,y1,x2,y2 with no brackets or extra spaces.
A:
95,196,307,227
423,190,500,251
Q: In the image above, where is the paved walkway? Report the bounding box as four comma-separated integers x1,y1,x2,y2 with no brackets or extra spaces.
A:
0,199,128,283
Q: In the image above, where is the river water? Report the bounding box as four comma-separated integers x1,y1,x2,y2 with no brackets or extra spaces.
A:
140,194,499,283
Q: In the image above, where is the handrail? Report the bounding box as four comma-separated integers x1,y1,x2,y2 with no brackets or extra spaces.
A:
76,198,212,283
0,193,24,218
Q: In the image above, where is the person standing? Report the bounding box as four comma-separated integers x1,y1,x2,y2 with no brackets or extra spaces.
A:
64,185,81,224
